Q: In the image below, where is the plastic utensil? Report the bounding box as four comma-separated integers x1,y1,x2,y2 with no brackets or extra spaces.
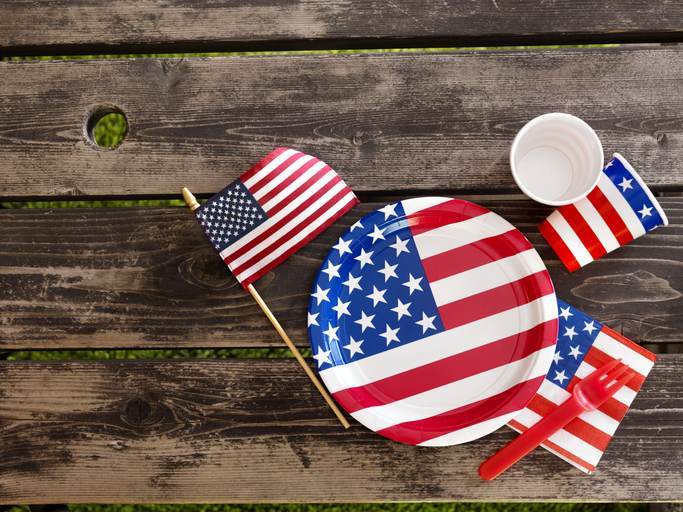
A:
479,359,635,480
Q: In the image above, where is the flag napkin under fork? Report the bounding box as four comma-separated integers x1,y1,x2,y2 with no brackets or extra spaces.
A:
183,147,359,427
507,299,656,473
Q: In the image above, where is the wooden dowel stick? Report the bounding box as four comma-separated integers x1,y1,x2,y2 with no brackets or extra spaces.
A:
246,283,350,429
181,186,350,429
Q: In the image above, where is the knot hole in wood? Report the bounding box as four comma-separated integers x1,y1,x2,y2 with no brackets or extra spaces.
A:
179,253,232,289
83,104,128,150
122,396,165,428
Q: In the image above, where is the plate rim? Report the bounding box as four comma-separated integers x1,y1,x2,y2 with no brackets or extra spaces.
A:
308,196,558,445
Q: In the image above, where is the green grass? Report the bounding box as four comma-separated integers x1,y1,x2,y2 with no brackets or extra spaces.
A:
6,347,300,360
0,44,619,62
4,505,648,512
1,45,642,512
93,112,128,148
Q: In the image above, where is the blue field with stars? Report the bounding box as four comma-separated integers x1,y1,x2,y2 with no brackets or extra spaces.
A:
308,202,446,369
550,299,603,389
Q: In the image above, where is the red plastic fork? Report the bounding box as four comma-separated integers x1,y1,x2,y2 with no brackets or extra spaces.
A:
479,359,636,480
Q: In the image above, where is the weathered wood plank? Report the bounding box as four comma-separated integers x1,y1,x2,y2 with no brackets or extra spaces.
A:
1,0,682,56
0,48,681,198
1,198,680,350
0,355,680,503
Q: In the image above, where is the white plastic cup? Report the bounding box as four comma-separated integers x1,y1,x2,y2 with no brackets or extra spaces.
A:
510,113,604,206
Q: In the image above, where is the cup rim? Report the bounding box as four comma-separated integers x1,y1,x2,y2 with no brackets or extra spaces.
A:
613,152,668,226
510,113,604,206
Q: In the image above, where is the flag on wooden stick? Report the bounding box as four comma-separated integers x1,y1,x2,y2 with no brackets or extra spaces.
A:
194,147,359,287
182,148,358,428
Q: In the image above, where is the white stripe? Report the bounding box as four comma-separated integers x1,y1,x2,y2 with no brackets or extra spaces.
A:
573,196,620,253
350,347,553,432
401,196,452,215
592,331,655,376
512,409,603,466
228,180,348,269
541,445,593,474
252,154,314,201
261,160,327,212
430,249,547,307
596,174,646,239
235,192,356,282
242,149,299,189
412,211,515,259
536,380,619,436
219,169,337,259
419,411,520,446
508,422,593,474
546,210,593,267
537,378,572,403
319,294,558,393
575,363,637,406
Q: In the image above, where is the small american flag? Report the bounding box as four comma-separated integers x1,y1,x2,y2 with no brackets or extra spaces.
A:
507,299,656,473
540,153,668,272
195,148,358,287
310,197,558,445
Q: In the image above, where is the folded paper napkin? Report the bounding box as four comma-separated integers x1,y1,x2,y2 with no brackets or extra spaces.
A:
506,299,656,474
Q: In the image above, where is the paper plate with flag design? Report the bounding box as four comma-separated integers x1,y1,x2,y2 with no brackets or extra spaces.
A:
308,197,559,445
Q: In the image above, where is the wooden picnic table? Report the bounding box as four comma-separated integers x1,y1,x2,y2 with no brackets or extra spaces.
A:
0,0,682,505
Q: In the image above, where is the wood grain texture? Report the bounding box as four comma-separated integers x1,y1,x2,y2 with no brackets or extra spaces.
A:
0,355,680,503
1,198,680,350
1,0,682,56
0,48,682,198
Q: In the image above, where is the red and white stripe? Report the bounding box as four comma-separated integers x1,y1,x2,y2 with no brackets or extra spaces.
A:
539,173,643,272
220,148,358,286
320,197,558,445
508,326,656,473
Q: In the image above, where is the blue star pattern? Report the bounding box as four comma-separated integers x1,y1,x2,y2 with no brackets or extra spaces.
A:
603,154,666,232
195,179,267,252
550,299,603,389
308,201,445,369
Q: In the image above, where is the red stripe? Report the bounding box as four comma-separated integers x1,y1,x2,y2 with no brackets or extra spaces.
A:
587,186,633,246
255,157,324,211
225,175,343,264
230,185,353,276
566,377,629,422
598,396,629,422
558,204,607,260
508,419,596,473
538,219,580,272
421,228,533,282
333,320,557,414
601,325,657,362
235,195,359,288
247,151,304,195
377,376,544,445
264,165,334,218
408,199,490,236
239,147,295,182
525,395,612,451
438,271,554,331
582,347,646,391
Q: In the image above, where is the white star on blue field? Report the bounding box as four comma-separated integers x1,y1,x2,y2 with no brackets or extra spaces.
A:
308,202,445,369
196,179,266,251
550,300,603,389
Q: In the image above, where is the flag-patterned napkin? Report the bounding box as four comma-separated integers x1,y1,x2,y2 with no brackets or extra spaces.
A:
195,148,358,287
507,299,656,473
